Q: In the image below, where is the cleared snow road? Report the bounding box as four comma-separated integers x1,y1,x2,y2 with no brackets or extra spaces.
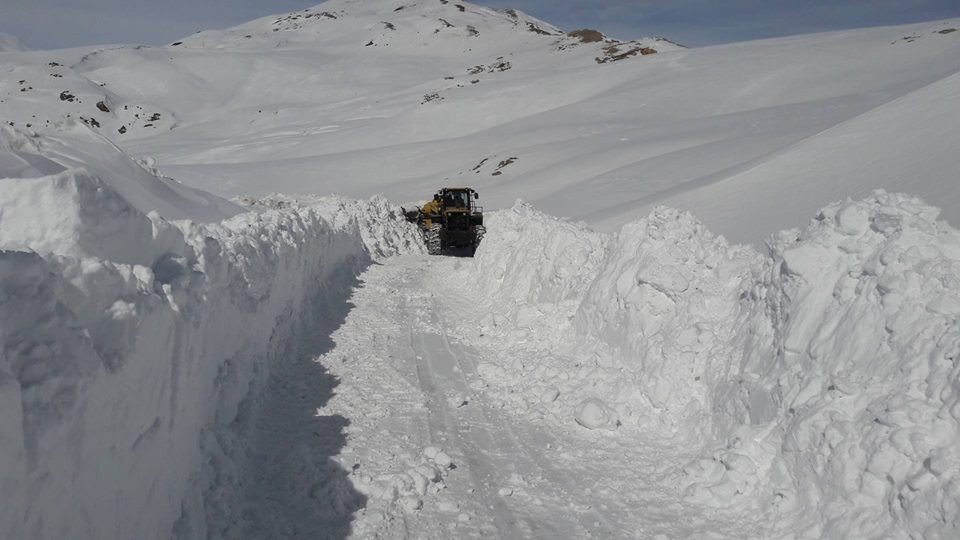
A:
236,255,764,539
411,298,615,538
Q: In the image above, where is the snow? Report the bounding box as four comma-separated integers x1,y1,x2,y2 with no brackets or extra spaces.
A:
734,192,960,537
448,192,960,537
0,8,950,246
2,4,956,242
653,69,960,243
0,126,422,539
573,398,619,430
1,1,959,538
0,124,239,264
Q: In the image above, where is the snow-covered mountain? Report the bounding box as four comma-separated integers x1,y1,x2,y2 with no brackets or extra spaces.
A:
3,2,958,243
2,2,960,539
0,0,677,145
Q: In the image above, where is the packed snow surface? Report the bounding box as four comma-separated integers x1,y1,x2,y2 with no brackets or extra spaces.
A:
1,1,959,538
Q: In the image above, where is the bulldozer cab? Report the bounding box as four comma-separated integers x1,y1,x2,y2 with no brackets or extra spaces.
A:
437,188,480,213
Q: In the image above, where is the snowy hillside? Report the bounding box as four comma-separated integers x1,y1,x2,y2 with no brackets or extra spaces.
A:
2,1,960,538
3,4,957,243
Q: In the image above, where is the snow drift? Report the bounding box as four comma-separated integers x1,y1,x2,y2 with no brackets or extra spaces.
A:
0,125,423,539
457,193,960,537
734,193,960,538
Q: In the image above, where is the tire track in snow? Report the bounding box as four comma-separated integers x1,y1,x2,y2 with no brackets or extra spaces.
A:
409,297,598,538
412,326,529,538
429,303,619,538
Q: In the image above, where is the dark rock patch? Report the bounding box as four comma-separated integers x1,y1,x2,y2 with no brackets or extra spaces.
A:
493,157,518,175
489,60,511,72
596,43,658,64
568,29,604,43
527,23,555,36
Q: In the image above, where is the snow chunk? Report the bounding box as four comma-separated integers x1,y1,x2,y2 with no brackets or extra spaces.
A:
352,446,454,511
574,398,618,430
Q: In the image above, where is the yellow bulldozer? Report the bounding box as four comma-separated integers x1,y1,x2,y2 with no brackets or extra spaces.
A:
404,188,485,256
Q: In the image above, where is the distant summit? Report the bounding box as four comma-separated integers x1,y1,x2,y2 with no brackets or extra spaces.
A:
172,0,679,60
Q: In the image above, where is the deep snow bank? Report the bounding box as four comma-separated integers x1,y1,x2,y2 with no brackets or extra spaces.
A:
456,202,759,433
572,207,761,433
456,193,960,536
0,126,423,539
465,201,607,345
734,193,960,537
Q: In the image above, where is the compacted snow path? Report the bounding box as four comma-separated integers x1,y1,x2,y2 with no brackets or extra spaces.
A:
411,298,607,538
244,255,766,539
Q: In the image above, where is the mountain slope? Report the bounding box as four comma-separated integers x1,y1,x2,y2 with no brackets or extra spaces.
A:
0,3,957,246
644,69,960,241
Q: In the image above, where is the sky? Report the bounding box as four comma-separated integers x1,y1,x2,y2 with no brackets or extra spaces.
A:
1,0,959,50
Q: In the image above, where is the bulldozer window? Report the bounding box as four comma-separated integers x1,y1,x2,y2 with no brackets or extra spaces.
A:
445,191,469,207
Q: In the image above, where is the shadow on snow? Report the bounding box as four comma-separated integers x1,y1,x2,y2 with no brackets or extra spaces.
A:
235,258,371,539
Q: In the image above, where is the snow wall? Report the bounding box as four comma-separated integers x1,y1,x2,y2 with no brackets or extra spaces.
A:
458,195,960,538
0,125,423,539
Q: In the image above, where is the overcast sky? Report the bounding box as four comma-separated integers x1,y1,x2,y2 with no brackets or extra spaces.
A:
2,0,959,50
